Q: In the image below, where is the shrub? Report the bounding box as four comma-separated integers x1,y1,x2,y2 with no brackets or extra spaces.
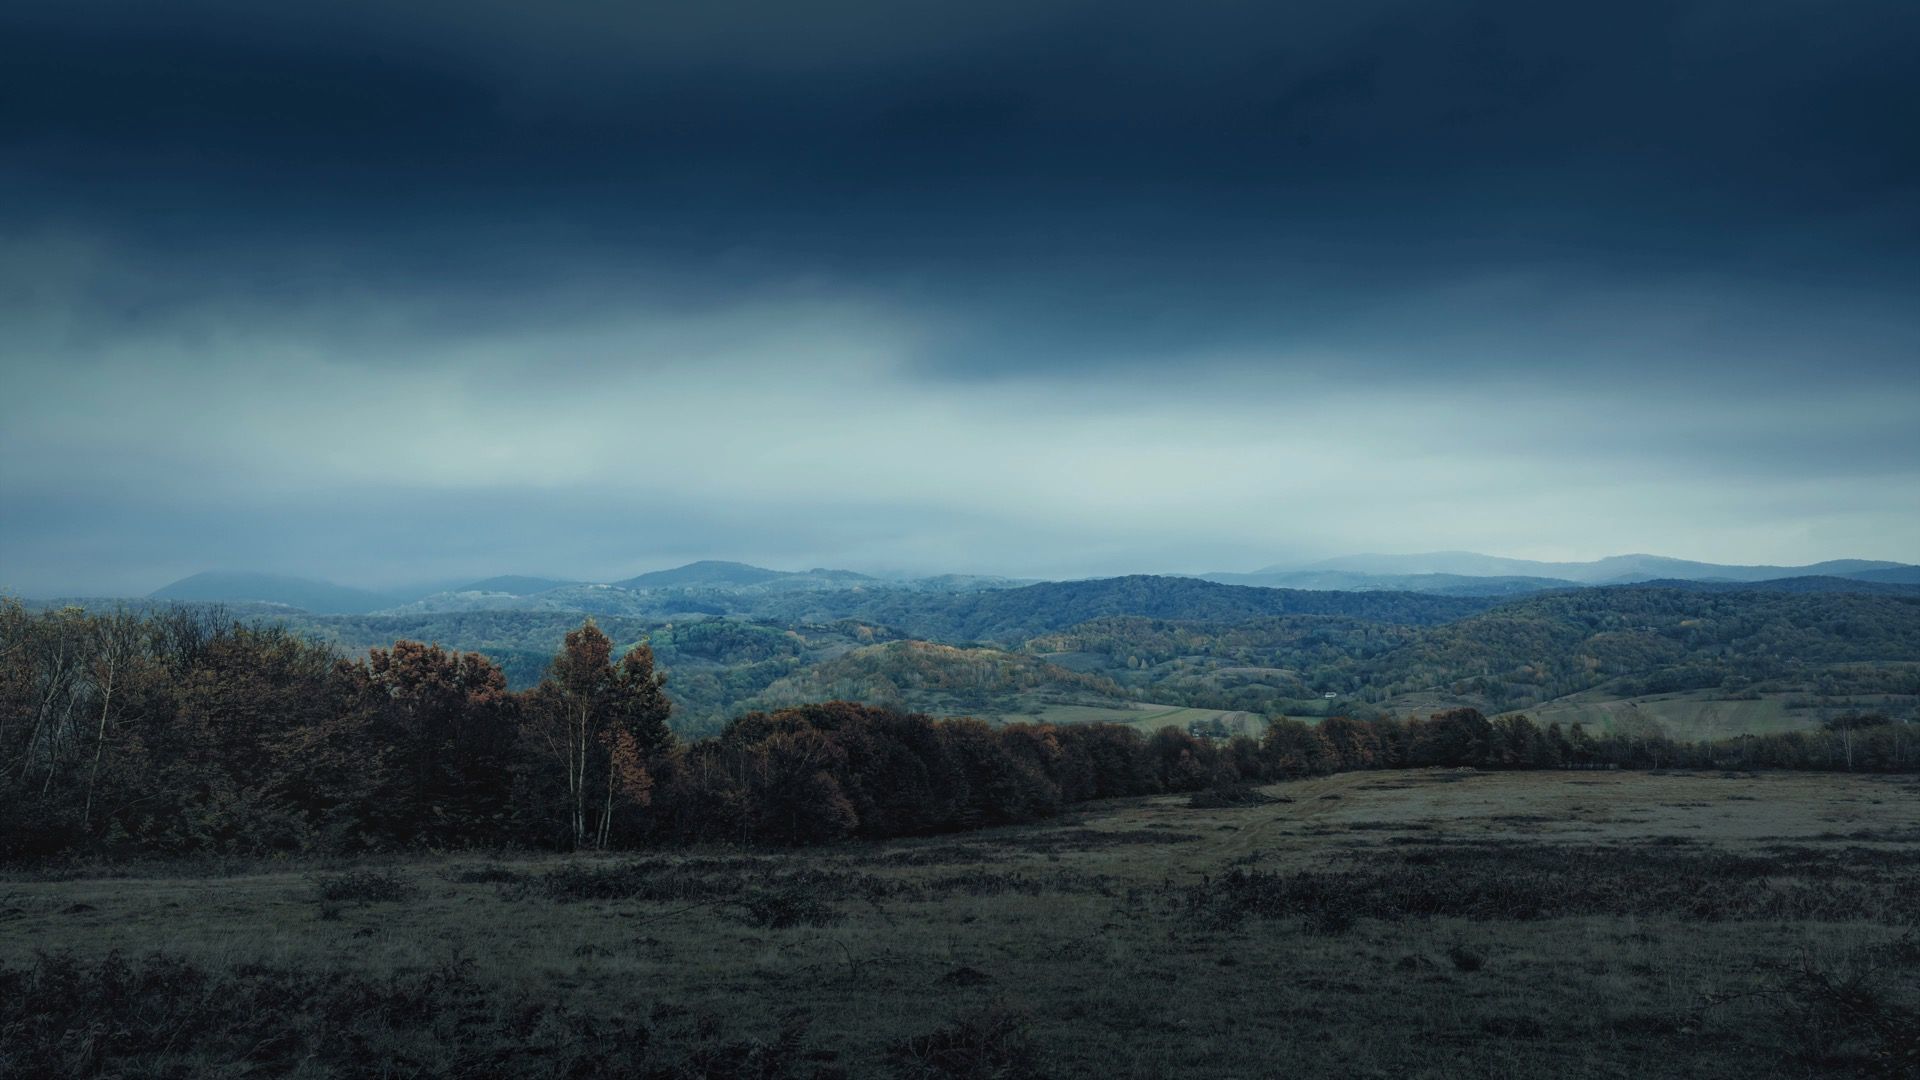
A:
735,885,842,929
448,863,524,885
1447,944,1486,972
1187,784,1281,809
531,856,772,902
887,1007,1046,1079
309,868,418,904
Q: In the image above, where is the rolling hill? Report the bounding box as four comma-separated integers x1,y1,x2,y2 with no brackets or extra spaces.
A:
614,560,874,590
1020,586,1920,718
105,557,1920,737
1847,566,1920,585
155,575,1920,734
768,575,1498,643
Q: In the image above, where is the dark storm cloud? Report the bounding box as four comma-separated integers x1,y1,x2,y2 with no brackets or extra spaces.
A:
7,0,1916,375
3,0,1918,591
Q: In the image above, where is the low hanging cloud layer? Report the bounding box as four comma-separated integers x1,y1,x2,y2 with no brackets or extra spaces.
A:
2,0,1918,594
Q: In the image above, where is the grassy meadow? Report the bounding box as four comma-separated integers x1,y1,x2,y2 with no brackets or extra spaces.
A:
1024,700,1271,738
1503,688,1920,743
5,770,1918,1077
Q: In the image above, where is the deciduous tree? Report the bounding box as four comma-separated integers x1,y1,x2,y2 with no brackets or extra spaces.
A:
525,620,673,849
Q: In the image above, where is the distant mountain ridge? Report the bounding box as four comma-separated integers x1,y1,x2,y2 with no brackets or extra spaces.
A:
138,553,1918,617
613,560,874,590
1259,552,1911,585
1848,566,1920,585
1199,570,1578,596
1615,576,1920,596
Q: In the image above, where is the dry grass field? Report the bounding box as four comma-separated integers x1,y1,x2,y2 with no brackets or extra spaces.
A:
1502,689,1920,742
1026,701,1270,737
5,770,1918,1078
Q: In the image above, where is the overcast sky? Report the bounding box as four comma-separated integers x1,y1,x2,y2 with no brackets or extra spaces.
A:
3,0,1918,594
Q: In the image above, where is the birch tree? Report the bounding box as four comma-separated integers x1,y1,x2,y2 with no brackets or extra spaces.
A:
533,620,672,849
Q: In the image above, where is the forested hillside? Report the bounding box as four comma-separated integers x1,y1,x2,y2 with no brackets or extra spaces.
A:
753,575,1496,642
24,579,1920,735
1354,587,1920,706
749,640,1128,716
1021,588,1920,716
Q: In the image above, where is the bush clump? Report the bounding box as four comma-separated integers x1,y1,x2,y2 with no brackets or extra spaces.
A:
1188,784,1282,809
447,863,524,885
310,868,418,904
886,1007,1046,1079
735,886,842,930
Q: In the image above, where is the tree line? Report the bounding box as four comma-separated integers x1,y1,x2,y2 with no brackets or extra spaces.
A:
3,602,1915,859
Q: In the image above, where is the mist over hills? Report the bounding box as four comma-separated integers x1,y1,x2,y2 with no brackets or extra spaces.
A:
457,576,582,596
1850,566,1920,585
137,562,897,615
1618,576,1920,595
1198,570,1579,595
1265,552,1910,585
147,572,423,615
123,552,1920,617
613,560,874,590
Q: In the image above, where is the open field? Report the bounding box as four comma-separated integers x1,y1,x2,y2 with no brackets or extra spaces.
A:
1025,700,1270,737
1501,688,1920,742
1500,689,1803,740
5,771,1918,1077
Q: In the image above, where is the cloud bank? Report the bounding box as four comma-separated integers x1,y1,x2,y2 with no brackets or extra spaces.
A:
2,0,1917,593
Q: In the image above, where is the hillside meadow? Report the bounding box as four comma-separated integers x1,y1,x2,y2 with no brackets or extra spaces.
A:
5,770,1917,1078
